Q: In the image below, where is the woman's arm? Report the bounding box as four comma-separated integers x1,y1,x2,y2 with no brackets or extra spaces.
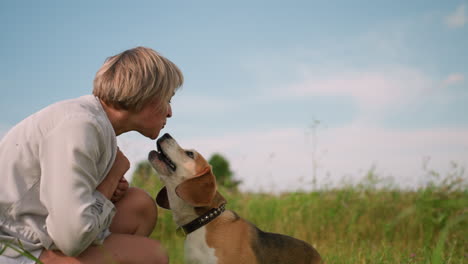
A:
96,149,129,200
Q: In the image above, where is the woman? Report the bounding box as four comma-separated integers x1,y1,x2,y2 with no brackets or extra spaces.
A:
0,47,183,263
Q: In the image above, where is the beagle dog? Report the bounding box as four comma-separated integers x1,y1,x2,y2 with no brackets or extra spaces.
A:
148,133,322,264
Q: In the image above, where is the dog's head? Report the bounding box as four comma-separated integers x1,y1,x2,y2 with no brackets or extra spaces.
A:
148,133,225,210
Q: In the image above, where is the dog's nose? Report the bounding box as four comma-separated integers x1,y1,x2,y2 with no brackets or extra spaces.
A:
161,133,172,140
157,133,172,146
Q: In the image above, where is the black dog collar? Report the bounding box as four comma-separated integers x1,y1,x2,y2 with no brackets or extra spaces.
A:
176,204,226,237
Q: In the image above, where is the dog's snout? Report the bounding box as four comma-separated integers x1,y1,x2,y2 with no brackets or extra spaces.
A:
161,133,172,141
156,133,172,148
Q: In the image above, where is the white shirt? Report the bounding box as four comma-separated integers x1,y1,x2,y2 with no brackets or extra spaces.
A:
0,95,117,257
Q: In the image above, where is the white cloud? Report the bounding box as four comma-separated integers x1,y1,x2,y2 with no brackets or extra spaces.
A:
272,67,432,116
119,125,468,193
445,4,467,28
442,73,465,86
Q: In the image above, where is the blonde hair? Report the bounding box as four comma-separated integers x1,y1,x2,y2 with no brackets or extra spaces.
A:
93,47,183,112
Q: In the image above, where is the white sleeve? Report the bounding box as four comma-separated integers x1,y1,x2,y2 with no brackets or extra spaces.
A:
39,116,116,257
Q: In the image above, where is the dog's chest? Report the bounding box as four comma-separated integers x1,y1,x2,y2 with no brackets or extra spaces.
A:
184,226,218,264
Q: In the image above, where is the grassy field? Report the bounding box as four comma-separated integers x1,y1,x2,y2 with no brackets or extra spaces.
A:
132,163,467,264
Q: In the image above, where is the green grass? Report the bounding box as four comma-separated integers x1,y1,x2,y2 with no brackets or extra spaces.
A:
0,241,44,264
1,162,465,263
133,162,468,264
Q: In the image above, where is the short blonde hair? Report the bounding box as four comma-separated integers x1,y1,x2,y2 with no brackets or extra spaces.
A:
93,47,183,112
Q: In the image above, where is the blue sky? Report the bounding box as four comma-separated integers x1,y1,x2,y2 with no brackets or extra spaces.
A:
1,0,467,192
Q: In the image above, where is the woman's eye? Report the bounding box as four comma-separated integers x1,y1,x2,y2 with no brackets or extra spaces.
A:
185,151,194,159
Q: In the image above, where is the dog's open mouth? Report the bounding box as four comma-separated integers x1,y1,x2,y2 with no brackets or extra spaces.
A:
156,140,177,171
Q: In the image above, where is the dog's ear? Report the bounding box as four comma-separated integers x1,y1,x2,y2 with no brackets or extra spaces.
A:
156,186,171,209
175,167,216,207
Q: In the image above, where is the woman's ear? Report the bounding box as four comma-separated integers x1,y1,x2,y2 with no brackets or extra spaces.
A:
155,186,171,209
175,167,216,207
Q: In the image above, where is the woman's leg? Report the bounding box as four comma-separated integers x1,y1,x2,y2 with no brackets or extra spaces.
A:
39,187,164,264
39,234,168,264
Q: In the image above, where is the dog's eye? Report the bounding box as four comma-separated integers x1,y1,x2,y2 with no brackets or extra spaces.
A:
185,151,195,159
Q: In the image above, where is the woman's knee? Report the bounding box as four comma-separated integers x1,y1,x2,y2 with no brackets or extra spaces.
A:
111,187,158,236
120,187,158,219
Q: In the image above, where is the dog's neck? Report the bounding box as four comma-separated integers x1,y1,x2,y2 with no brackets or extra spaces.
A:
165,185,225,229
166,189,200,226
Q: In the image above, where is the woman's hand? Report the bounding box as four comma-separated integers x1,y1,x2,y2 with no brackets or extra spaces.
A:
97,149,130,200
111,177,129,203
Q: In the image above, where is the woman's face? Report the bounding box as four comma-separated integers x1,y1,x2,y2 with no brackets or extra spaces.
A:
129,97,173,140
